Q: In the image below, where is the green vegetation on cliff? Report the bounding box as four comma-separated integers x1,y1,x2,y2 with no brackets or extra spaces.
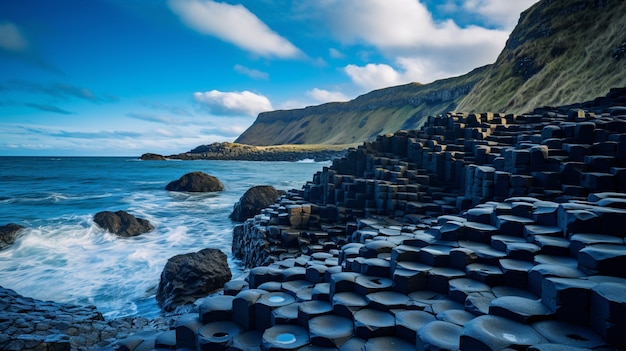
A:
235,66,488,146
231,0,626,148
457,0,626,113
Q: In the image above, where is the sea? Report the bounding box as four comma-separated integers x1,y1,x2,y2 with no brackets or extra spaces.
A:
0,156,329,319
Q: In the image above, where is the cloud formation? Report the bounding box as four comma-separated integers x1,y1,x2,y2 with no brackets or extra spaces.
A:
5,79,118,104
193,90,273,117
0,22,29,52
306,88,349,103
234,64,269,80
23,103,73,115
461,0,539,30
297,0,512,89
168,0,302,59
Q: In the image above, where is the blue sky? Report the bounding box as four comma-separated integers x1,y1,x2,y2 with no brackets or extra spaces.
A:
0,0,538,156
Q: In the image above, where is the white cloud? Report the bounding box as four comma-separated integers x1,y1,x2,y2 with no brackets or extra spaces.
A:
299,0,513,85
234,64,269,80
344,63,403,91
0,22,29,52
462,0,540,30
168,0,302,59
193,90,273,117
306,88,349,103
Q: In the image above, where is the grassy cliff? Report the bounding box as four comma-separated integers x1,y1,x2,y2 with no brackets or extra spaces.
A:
457,0,626,113
235,0,626,147
235,67,488,146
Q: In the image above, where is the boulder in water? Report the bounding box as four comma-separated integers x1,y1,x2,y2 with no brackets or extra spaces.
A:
230,185,285,222
93,210,154,237
140,153,167,160
165,172,224,192
156,248,232,312
0,223,25,250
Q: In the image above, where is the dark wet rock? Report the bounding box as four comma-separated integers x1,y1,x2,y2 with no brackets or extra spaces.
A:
0,223,25,249
165,171,224,192
0,286,171,351
93,210,154,237
156,248,232,312
230,185,286,222
139,153,166,160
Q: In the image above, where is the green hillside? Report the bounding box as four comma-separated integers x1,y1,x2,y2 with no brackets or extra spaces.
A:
457,0,626,113
235,67,488,146
235,0,626,147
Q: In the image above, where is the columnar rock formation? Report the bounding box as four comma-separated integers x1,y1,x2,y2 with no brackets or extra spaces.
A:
222,89,626,350
27,88,626,350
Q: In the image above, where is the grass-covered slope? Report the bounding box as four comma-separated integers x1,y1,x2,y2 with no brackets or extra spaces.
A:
457,0,626,113
235,66,488,146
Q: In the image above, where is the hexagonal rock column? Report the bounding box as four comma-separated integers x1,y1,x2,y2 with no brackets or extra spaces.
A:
353,309,395,339
308,315,354,348
460,315,545,350
416,320,463,351
262,325,309,350
197,321,244,350
255,292,296,330
590,282,626,348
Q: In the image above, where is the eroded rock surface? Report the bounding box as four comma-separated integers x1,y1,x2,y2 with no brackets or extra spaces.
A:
230,185,285,222
0,223,25,249
156,248,232,312
93,210,154,237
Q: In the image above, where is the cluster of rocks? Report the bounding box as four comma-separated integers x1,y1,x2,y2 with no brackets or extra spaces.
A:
0,286,171,351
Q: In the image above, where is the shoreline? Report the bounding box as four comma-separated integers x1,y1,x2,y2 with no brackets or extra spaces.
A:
141,142,352,162
4,89,626,350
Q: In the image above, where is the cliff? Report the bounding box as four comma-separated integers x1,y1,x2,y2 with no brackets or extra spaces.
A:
235,66,488,146
235,0,626,147
457,0,626,113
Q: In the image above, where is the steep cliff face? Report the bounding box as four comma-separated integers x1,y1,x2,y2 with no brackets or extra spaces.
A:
457,0,626,113
236,0,626,147
235,66,487,146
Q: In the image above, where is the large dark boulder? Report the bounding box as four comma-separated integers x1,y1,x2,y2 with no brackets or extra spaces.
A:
165,172,224,192
140,153,166,160
230,185,285,222
0,223,25,249
93,210,154,237
156,248,232,312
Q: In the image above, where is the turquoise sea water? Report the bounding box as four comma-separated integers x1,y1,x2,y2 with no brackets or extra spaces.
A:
0,157,328,318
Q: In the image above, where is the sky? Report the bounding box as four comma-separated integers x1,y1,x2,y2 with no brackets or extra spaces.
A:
0,0,539,156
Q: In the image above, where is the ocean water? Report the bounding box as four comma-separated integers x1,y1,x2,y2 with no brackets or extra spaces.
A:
0,157,328,318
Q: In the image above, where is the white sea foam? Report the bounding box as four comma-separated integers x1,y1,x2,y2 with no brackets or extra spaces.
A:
0,158,326,318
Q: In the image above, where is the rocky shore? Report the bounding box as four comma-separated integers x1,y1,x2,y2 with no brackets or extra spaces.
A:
141,142,348,162
4,88,626,350
0,286,172,351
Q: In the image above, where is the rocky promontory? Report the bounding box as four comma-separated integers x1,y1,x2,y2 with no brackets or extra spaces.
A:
157,142,348,162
